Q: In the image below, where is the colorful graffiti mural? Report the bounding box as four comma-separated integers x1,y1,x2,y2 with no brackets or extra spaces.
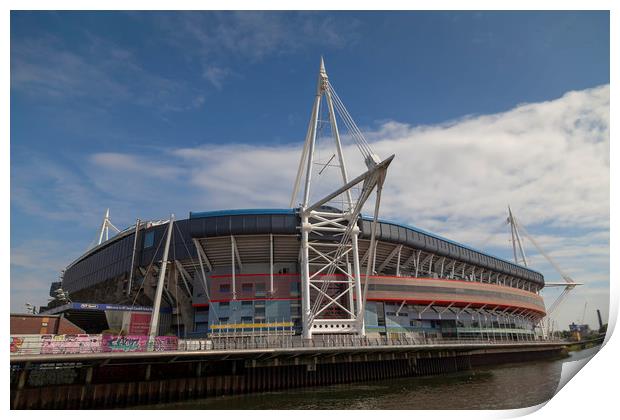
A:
10,335,43,354
41,334,101,354
101,335,178,352
102,335,144,352
10,334,178,355
10,336,24,353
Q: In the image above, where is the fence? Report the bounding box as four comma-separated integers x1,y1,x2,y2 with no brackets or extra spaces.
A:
11,331,563,356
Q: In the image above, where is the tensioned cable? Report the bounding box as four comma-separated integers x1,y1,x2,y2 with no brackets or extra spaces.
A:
328,84,372,155
325,81,369,156
517,220,573,283
173,223,218,320
327,81,375,158
329,89,371,159
129,224,167,309
172,230,182,337
329,96,369,159
478,219,512,249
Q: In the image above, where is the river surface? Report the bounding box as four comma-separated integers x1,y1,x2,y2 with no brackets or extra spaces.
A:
140,346,599,410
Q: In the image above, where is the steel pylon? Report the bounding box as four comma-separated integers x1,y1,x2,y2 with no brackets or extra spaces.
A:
291,58,393,339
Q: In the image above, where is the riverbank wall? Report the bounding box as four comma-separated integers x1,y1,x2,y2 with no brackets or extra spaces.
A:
10,342,567,409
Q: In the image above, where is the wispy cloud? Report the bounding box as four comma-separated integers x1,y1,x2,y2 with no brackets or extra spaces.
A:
153,11,361,88
11,84,609,327
159,12,361,61
11,12,362,107
202,66,231,90
11,34,205,112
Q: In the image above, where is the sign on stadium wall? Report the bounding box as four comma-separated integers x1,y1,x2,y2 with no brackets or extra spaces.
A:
128,313,151,335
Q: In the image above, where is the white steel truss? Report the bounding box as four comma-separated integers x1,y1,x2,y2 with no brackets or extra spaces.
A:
291,58,394,338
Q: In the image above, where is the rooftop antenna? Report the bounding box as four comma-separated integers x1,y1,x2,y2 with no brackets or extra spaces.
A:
291,57,394,339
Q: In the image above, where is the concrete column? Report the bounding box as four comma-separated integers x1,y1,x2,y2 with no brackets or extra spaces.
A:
85,366,94,385
17,364,29,390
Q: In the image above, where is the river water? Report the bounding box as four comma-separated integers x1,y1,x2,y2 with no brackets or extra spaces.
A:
141,347,599,410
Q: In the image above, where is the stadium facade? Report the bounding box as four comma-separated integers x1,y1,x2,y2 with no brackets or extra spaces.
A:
53,208,546,340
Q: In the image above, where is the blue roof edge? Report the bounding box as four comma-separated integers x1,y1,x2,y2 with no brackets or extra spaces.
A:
190,208,296,219
360,215,543,277
188,208,540,277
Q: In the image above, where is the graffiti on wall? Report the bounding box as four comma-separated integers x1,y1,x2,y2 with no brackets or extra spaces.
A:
153,336,178,352
10,337,24,353
102,335,144,352
102,335,178,352
10,334,43,354
41,334,102,354
10,334,178,355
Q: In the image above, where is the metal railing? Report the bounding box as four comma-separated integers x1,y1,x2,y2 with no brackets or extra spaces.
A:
206,332,562,351
11,332,565,356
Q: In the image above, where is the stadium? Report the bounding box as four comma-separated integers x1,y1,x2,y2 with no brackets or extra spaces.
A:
46,208,546,340
43,60,547,341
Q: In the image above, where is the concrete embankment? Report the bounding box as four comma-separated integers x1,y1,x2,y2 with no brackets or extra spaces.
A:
10,342,567,409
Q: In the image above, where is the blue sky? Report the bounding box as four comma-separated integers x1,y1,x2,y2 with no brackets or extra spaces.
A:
10,11,610,328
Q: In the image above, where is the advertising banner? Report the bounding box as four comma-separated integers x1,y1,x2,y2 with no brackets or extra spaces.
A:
128,313,151,335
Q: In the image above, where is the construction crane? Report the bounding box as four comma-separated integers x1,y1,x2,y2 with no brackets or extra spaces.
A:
506,207,583,336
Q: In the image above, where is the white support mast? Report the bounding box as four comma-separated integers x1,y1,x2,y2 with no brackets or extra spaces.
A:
507,206,528,267
126,218,141,297
292,58,393,339
148,214,175,347
507,209,583,338
96,208,121,246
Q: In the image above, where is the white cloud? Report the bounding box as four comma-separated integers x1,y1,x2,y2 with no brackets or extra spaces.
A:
90,153,184,179
202,66,231,90
369,85,609,235
11,84,609,327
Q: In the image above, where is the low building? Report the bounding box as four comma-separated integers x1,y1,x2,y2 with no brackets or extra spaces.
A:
10,313,84,335
569,323,590,341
